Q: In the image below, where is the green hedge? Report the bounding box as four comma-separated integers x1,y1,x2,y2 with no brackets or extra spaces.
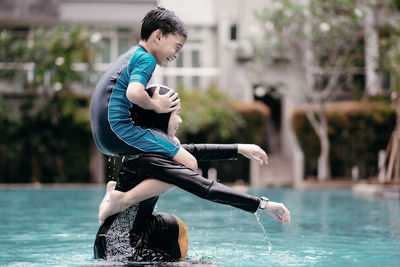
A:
292,101,396,179
0,93,92,183
0,88,270,183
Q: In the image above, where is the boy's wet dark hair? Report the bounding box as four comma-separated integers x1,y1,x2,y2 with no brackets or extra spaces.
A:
141,6,187,41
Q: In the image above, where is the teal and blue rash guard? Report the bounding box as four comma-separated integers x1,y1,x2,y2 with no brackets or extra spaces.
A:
90,45,179,157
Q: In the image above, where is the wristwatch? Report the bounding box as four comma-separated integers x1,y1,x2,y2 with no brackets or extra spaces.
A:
259,196,269,210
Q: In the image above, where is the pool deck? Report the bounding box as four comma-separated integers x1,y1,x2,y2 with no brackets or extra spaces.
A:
293,179,400,199
296,179,355,190
352,182,400,199
0,182,105,189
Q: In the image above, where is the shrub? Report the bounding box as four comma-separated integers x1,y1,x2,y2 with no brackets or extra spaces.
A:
0,93,92,183
0,86,270,184
292,101,396,179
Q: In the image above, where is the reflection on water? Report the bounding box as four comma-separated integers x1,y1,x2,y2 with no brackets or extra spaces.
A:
0,187,399,266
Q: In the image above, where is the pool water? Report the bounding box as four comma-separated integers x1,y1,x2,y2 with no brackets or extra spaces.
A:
0,186,399,266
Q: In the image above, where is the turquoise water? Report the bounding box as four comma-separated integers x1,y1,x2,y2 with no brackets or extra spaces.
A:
0,186,399,266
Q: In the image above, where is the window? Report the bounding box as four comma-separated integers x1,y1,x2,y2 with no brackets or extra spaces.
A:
118,28,132,55
230,24,237,41
176,51,183,67
191,50,200,68
192,76,200,88
176,76,184,88
99,37,111,63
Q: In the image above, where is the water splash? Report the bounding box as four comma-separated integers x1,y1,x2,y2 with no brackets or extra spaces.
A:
255,210,273,256
107,156,112,181
107,156,118,181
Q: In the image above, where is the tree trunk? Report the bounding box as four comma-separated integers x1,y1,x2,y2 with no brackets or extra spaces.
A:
31,153,41,183
89,140,104,184
383,99,400,183
317,124,331,181
317,104,331,180
305,103,331,181
364,0,380,97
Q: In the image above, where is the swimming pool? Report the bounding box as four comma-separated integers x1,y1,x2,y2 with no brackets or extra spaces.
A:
0,186,399,266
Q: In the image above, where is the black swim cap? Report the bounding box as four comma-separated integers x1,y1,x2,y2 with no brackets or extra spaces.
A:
130,85,177,134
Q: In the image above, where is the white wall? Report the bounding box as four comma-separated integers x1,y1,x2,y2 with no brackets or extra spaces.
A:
59,1,154,26
158,0,216,26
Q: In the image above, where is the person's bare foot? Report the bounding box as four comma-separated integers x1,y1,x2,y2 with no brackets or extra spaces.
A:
98,181,116,225
98,182,128,225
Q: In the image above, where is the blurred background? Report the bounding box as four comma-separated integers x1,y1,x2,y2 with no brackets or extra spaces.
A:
0,0,399,191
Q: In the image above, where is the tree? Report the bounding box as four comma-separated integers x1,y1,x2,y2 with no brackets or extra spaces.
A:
0,25,94,93
378,0,400,183
0,26,98,183
247,0,364,180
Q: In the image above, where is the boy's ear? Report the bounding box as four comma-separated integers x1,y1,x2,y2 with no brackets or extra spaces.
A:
154,29,162,43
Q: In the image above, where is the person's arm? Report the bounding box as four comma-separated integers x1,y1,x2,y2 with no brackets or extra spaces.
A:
118,143,266,210
181,143,268,165
181,144,238,161
172,146,198,171
137,154,289,222
126,82,179,113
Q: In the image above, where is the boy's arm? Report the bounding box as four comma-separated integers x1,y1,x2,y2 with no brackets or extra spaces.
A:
126,82,179,113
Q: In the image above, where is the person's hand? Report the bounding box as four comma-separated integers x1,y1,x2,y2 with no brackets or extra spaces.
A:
152,86,180,113
264,201,291,224
173,136,181,145
238,144,268,166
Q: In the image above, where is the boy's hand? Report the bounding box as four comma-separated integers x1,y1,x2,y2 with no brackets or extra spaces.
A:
173,136,181,145
152,86,180,113
238,144,268,166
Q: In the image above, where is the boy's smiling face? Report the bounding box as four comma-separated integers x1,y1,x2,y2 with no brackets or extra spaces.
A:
154,32,186,67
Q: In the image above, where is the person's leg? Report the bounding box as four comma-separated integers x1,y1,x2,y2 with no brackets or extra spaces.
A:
98,181,117,224
99,179,173,225
98,143,198,225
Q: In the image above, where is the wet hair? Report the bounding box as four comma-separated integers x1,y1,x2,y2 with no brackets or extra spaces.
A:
141,7,187,41
139,213,182,259
130,85,177,134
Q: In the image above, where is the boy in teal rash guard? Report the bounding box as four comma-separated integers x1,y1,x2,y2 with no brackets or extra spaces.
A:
90,7,195,168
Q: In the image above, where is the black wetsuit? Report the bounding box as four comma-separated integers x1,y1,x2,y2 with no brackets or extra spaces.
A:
93,144,261,262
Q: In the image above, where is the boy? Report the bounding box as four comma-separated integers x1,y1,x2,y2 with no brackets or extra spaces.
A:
90,7,196,169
